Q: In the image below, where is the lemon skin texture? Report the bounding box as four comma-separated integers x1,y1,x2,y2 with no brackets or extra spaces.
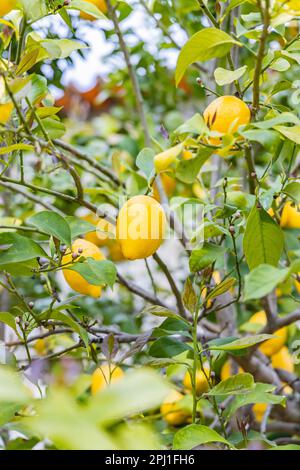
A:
0,0,16,17
253,403,267,422
183,367,210,394
82,214,114,247
271,346,294,373
116,195,166,260
280,202,300,229
203,95,250,146
0,103,13,124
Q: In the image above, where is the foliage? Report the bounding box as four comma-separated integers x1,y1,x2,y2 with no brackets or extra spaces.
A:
0,0,300,451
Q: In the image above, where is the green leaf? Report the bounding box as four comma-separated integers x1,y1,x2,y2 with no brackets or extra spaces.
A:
158,318,190,333
243,204,284,270
206,277,236,302
205,373,254,396
20,0,48,22
0,367,31,404
274,125,300,145
182,277,197,312
16,48,40,74
36,106,62,119
28,211,71,247
253,112,300,129
173,113,208,136
270,58,290,71
274,139,295,164
224,383,286,419
0,312,22,339
175,28,240,86
28,74,48,105
5,437,40,451
283,182,300,202
43,38,87,60
240,129,281,152
68,0,107,19
269,80,291,97
90,368,171,424
214,66,247,86
51,311,89,350
0,233,46,266
175,153,208,183
136,148,155,179
59,8,74,31
67,258,117,288
35,117,65,140
244,264,289,301
189,243,225,272
0,403,23,427
209,334,274,351
65,216,96,239
173,424,232,450
149,337,192,358
0,144,33,155
270,445,300,451
221,0,254,21
24,389,115,450
141,305,189,324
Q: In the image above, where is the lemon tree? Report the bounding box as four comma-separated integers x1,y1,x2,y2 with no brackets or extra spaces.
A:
0,0,299,452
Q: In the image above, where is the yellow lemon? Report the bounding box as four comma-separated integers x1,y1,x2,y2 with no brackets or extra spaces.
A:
160,390,190,426
154,144,183,173
82,214,115,247
0,102,13,124
280,202,300,229
152,174,176,202
203,95,250,143
220,361,243,381
107,239,126,262
0,0,16,17
34,338,48,356
182,150,193,160
283,1,300,14
249,311,287,356
271,346,294,373
253,403,267,422
80,0,107,20
62,238,105,297
183,367,210,394
91,364,124,395
116,195,166,260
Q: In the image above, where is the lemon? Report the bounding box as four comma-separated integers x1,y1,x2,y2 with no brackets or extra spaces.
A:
249,311,287,356
280,202,300,229
204,95,250,144
62,239,105,297
116,195,166,260
80,0,107,20
183,367,210,394
160,390,190,426
0,0,16,17
91,364,124,395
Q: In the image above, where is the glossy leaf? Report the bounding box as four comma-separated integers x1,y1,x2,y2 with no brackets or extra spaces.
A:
243,204,284,270
28,211,72,247
175,28,240,86
173,424,232,450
